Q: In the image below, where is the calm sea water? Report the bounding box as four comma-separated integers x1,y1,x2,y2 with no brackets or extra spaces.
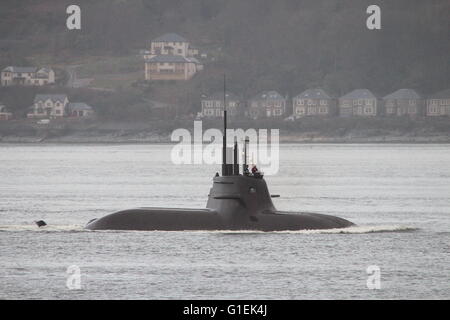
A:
0,143,449,299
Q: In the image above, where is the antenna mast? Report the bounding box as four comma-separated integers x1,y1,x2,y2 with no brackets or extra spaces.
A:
222,74,227,176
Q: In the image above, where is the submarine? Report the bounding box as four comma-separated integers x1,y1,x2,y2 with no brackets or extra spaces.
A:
86,87,354,231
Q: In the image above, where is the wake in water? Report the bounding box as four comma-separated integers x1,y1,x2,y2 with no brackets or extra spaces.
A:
269,225,418,234
0,224,418,234
0,224,86,232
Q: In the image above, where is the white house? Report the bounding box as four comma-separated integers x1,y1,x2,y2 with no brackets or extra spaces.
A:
27,94,69,119
248,91,287,119
144,33,203,81
201,92,240,118
426,89,450,116
149,33,190,58
292,88,334,118
1,66,55,86
383,89,422,117
339,89,377,117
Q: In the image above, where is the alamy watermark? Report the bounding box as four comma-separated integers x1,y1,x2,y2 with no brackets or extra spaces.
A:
366,5,381,30
66,5,81,30
171,121,280,175
66,265,82,290
66,4,379,31
366,265,381,290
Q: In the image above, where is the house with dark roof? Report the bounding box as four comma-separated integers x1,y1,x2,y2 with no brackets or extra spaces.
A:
27,94,69,119
144,33,203,81
144,55,199,80
426,89,450,116
1,66,55,86
338,89,378,117
383,89,423,117
292,88,335,118
151,33,189,57
201,92,241,118
67,102,94,118
0,102,13,120
248,91,287,119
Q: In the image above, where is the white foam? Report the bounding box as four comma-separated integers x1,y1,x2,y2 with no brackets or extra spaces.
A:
141,225,418,234
0,224,86,232
270,225,418,234
0,224,417,234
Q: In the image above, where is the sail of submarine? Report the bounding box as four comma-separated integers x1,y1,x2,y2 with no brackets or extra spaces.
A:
85,77,354,231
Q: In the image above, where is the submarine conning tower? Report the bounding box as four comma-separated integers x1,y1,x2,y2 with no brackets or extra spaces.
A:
206,78,277,217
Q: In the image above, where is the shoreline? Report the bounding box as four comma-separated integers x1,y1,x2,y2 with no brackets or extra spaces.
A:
1,134,449,144
1,118,450,144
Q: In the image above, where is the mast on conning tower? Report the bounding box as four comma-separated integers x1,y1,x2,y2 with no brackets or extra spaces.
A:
222,74,227,176
221,75,240,176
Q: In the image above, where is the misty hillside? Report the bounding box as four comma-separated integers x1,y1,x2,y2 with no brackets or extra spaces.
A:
0,0,448,98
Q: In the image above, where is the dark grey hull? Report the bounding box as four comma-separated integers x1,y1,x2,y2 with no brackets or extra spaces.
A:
85,207,354,231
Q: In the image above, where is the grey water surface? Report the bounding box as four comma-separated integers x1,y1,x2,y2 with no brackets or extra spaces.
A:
0,143,449,299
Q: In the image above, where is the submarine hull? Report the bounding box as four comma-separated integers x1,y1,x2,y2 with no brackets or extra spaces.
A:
85,207,354,231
